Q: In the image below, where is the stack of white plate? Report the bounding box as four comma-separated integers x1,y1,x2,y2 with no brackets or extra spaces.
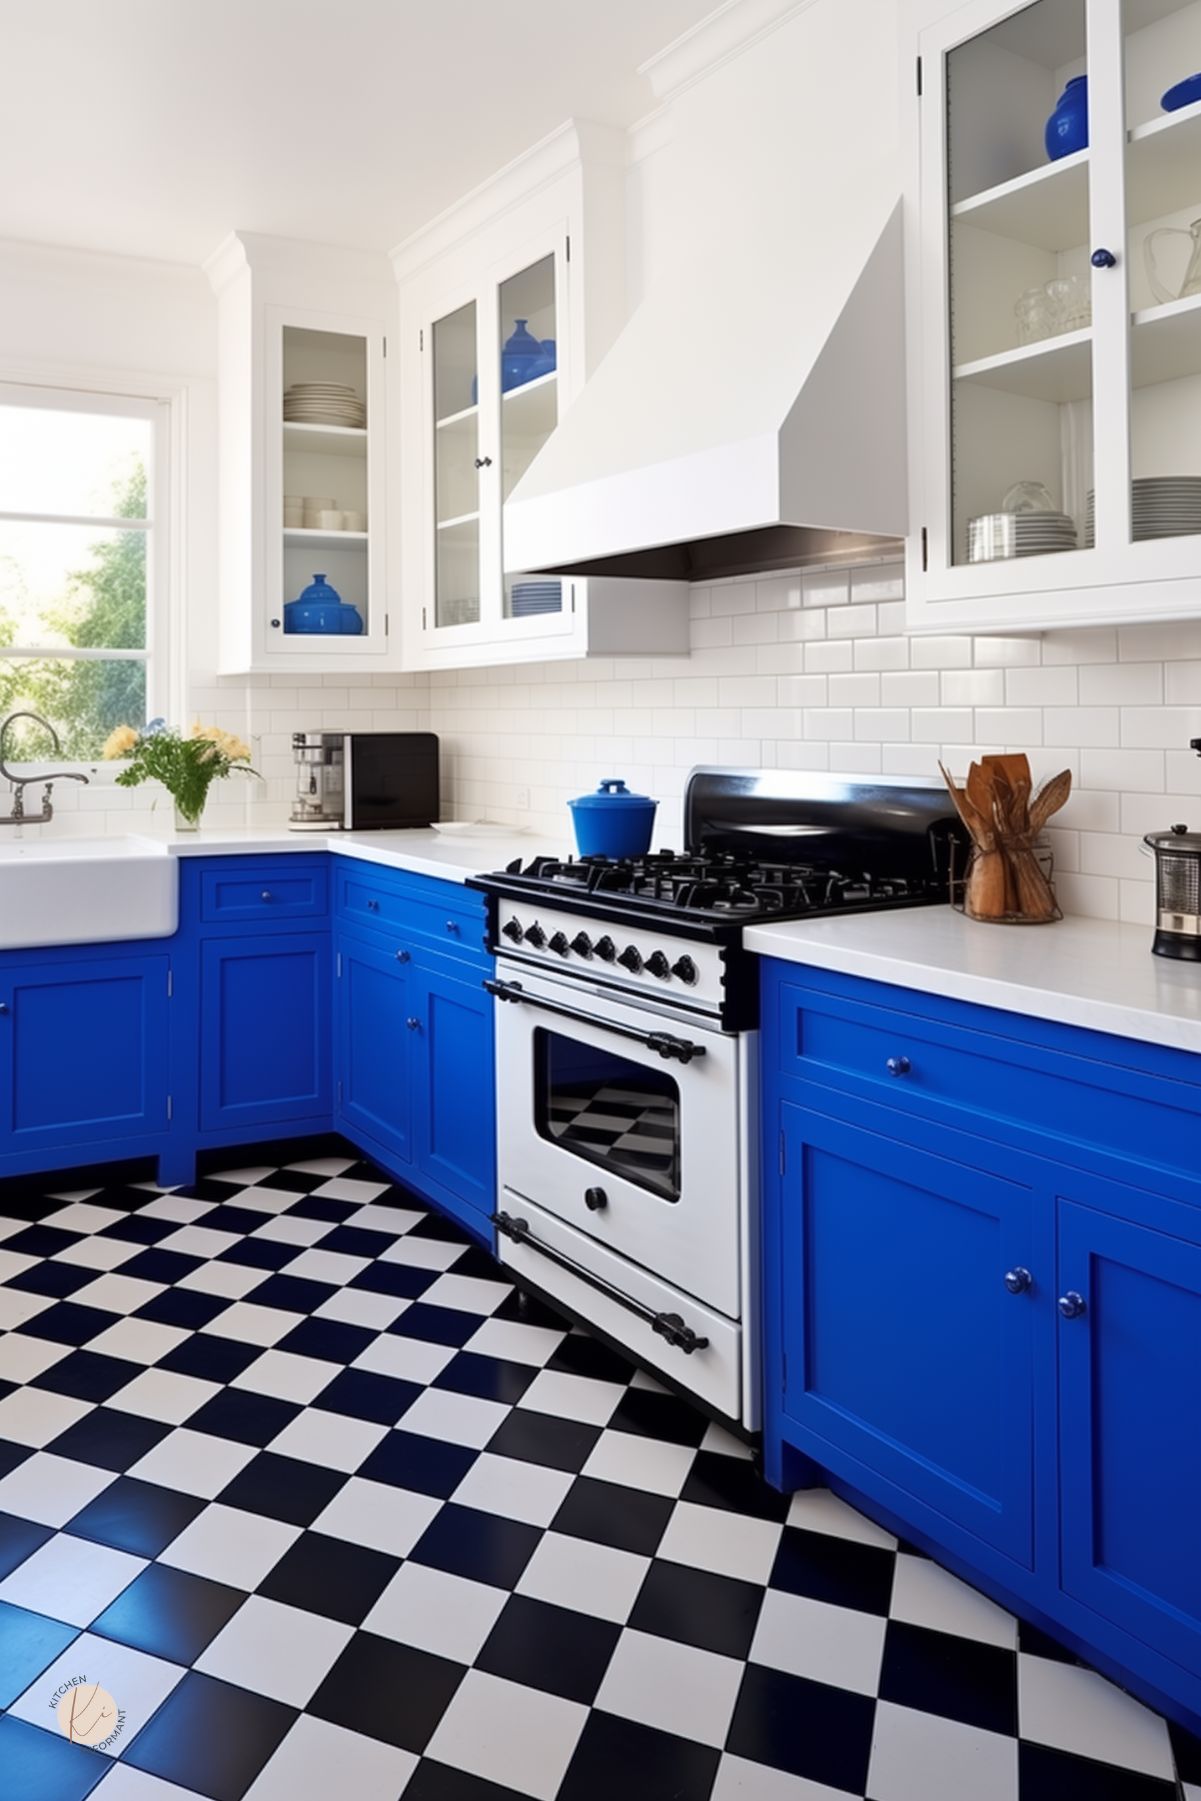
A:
1083,477,1201,547
509,580,562,617
438,596,479,627
283,383,366,428
968,510,1077,562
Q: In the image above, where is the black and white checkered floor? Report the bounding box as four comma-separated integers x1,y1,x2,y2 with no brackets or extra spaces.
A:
0,1146,1198,1801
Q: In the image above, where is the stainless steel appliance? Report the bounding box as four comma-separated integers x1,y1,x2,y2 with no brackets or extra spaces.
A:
469,768,964,1429
289,731,439,832
1145,824,1201,960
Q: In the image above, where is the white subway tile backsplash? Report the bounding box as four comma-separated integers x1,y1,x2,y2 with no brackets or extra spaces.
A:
802,570,850,609
828,673,881,707
881,671,941,707
803,640,855,672
1079,663,1164,705
1081,748,1166,792
1120,707,1201,748
1004,666,1079,707
910,637,973,670
853,636,909,672
1042,708,1120,748
1164,662,1201,705
939,670,1004,707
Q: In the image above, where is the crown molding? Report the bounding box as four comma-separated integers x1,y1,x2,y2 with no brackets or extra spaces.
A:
638,0,821,104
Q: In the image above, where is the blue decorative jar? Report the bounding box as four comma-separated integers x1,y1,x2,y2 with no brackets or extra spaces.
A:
501,318,543,393
283,573,363,636
1045,76,1088,160
1162,73,1201,112
568,779,658,859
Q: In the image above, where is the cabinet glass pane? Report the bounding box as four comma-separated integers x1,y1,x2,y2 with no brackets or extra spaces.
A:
433,301,481,628
946,0,1094,567
281,326,370,635
498,255,562,620
1124,0,1201,546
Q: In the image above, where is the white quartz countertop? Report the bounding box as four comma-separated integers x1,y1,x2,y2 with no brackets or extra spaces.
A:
744,907,1201,1057
163,825,561,885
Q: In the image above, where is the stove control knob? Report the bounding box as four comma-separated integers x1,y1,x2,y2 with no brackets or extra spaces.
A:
548,931,570,956
501,917,524,943
525,922,546,949
671,956,698,986
646,951,671,979
570,932,594,959
617,945,643,973
584,1186,608,1212
594,935,617,963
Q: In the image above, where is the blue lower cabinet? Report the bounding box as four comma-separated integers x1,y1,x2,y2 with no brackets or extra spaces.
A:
335,933,413,1165
777,1095,1036,1567
1058,1192,1201,1678
412,953,496,1232
199,931,331,1134
0,953,170,1165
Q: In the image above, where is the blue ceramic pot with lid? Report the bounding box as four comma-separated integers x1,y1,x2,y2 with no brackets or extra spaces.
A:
568,779,658,859
283,573,363,636
1045,75,1088,160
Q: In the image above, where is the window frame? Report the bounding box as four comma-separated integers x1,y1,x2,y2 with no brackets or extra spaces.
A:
0,372,180,775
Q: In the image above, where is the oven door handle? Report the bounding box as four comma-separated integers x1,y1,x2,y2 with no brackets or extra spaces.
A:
483,978,707,1065
492,1211,710,1354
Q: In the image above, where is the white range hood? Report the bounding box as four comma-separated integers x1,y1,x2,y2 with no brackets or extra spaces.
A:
504,201,907,583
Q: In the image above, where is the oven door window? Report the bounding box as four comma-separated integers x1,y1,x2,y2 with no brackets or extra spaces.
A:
534,1027,681,1202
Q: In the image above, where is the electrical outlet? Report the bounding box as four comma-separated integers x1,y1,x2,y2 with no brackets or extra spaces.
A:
515,786,531,811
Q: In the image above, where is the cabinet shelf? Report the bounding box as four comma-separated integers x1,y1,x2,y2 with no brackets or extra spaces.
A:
283,421,367,458
1131,292,1201,389
502,369,557,441
953,329,1092,403
436,402,479,431
436,510,480,532
951,151,1089,251
1127,99,1201,225
283,527,369,550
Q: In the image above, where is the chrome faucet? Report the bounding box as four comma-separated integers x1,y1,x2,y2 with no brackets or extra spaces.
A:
0,712,90,825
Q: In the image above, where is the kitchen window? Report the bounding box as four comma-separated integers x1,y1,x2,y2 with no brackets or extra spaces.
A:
0,382,169,760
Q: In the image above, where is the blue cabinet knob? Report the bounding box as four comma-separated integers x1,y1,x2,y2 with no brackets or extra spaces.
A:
367,899,379,911
260,891,272,902
886,1056,911,1077
445,920,460,934
1004,1267,1032,1294
1058,1291,1086,1319
406,1016,420,1031
395,949,410,963
1090,248,1117,268
0,1002,8,1014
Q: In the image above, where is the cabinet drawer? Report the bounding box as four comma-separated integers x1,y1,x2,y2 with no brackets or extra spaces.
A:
335,865,488,962
773,972,1201,1184
200,861,328,924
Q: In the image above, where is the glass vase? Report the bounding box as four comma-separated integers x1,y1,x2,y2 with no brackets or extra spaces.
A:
174,800,204,833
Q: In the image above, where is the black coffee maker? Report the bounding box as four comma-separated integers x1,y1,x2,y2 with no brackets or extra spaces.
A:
1144,739,1201,960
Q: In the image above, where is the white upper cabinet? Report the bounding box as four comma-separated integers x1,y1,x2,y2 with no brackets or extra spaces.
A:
904,0,1201,633
392,123,689,669
206,233,395,673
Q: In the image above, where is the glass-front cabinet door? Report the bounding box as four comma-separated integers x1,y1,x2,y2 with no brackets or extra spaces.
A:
909,0,1201,632
420,237,573,652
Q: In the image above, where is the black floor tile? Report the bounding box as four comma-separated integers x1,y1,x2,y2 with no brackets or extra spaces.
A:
1018,1618,1079,1664
726,1662,876,1793
205,1204,275,1238
257,1529,400,1626
475,1593,619,1704
607,1386,709,1446
1018,1740,1178,1800
249,1273,338,1316
0,1713,108,1801
357,1428,478,1499
307,1630,465,1753
30,1349,141,1404
401,1760,532,1801
320,1224,396,1260
546,1332,635,1386
628,1559,764,1660
216,1236,299,1271
275,1316,373,1364
3,1224,82,1259
1172,1718,1201,1787
66,1474,205,1557
387,1302,480,1346
680,1449,791,1522
551,1474,674,1556
47,1407,172,1473
880,1618,1017,1735
557,1710,720,1801
492,1286,570,1331
13,1300,114,1343
313,1367,421,1425
6,1260,97,1298
0,1599,79,1709
0,1441,31,1481
409,1503,540,1589
119,1247,205,1286
286,1195,357,1225
124,1668,297,1800
217,1451,347,1527
769,1523,897,1616
159,1331,259,1384
350,1260,439,1299
485,1408,601,1474
433,1350,537,1406
135,1284,233,1330
0,1512,53,1581
97,1213,176,1245
187,1388,301,1446
91,1561,245,1663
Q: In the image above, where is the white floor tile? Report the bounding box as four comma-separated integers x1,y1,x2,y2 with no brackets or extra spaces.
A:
750,1588,886,1696
196,1594,352,1706
424,1668,588,1801
0,1333,70,1383
713,1754,852,1799
10,1632,185,1756
229,1184,309,1216
866,1701,1018,1801
889,1553,1017,1650
0,1532,145,1626
314,1288,410,1330
155,1225,242,1260
451,1451,574,1527
133,1194,216,1224
0,1248,39,1284
516,1369,626,1426
364,1560,508,1662
200,1302,304,1347
39,1203,128,1235
311,1476,440,1557
0,1386,90,1447
463,1317,568,1367
582,1429,696,1497
0,1214,31,1243
127,1428,257,1499
91,1764,199,1798
69,1272,167,1315
701,1422,755,1460
342,1203,424,1236
231,1349,342,1403
176,1260,267,1299
85,1319,190,1366
52,1236,143,1272
266,1408,387,1473
309,1176,391,1203
242,1714,418,1801
0,1453,116,1526
418,1272,511,1316
279,1249,369,1287
516,1530,651,1625
284,1158,358,1178
0,1289,54,1329
657,1502,783,1585
596,1627,744,1748
159,1503,300,1590
106,1368,220,1425
786,1488,897,1549
210,1165,279,1186
379,1236,464,1272
248,1214,334,1247
351,1334,454,1385
399,1387,509,1449
1017,1653,1175,1778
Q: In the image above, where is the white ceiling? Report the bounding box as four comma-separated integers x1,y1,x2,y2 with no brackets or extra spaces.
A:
0,0,718,267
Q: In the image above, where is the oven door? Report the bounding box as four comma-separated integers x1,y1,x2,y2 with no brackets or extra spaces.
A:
492,961,741,1317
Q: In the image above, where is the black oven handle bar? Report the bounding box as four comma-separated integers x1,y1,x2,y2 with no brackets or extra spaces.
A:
482,978,707,1065
492,1210,710,1355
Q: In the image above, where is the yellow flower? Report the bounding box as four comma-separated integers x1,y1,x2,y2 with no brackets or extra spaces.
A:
190,723,252,763
102,725,139,759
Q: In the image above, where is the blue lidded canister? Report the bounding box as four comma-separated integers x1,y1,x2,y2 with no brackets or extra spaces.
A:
568,778,658,859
